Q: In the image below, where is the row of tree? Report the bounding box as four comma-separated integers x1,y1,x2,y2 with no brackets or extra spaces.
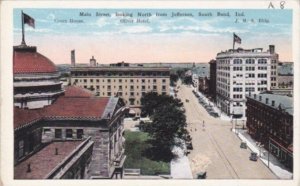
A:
140,92,190,161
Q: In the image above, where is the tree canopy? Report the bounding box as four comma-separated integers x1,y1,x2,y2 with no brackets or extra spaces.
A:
140,92,190,160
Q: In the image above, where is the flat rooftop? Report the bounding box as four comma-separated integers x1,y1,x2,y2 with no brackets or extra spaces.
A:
14,140,83,179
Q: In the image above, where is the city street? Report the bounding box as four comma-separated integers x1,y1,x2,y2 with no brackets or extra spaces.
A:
177,83,277,179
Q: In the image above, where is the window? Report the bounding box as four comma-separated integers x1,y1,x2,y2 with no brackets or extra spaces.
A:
107,92,111,96
246,58,255,64
96,79,99,83
107,79,111,83
162,85,166,90
162,79,166,83
107,85,111,90
153,79,157,83
18,140,24,158
119,85,122,90
130,79,134,83
83,79,87,83
130,86,134,90
77,129,83,139
119,79,122,83
90,79,93,82
153,85,157,90
66,129,73,138
43,128,51,134
96,85,100,90
233,59,242,64
142,86,145,90
142,79,145,83
55,129,62,138
130,92,134,96
129,99,135,105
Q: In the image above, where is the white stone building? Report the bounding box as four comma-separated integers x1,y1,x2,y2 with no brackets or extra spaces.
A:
216,45,278,118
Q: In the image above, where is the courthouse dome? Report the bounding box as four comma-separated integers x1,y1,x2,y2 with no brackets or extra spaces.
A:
13,46,57,74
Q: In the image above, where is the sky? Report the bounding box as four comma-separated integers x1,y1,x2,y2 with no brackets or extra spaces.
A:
13,9,293,64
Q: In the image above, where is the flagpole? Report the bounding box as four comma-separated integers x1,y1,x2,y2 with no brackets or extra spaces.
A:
21,10,26,45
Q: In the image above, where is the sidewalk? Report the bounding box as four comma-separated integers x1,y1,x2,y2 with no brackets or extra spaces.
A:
171,145,193,179
233,129,293,179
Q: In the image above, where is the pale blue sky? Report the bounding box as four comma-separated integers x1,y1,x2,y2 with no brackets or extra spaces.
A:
13,9,293,64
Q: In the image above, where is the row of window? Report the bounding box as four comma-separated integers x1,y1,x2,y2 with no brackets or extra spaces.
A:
72,71,170,77
219,58,271,65
83,85,166,91
76,78,167,84
54,128,84,139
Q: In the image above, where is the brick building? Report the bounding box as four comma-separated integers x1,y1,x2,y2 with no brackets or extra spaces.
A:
246,93,293,170
13,44,128,179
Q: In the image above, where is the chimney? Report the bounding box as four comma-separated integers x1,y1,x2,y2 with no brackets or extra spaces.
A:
272,100,275,106
266,98,269,104
27,164,31,173
55,148,58,155
269,45,275,54
71,50,76,66
90,56,96,67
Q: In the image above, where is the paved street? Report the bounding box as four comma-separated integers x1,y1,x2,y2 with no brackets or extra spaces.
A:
177,83,277,179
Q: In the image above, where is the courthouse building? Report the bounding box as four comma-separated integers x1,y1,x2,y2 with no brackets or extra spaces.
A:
216,45,278,118
13,45,128,179
70,59,171,115
246,93,293,170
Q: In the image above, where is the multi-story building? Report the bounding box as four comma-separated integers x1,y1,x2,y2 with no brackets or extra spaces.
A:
246,93,293,170
216,45,278,118
13,44,128,179
209,59,217,101
70,60,170,115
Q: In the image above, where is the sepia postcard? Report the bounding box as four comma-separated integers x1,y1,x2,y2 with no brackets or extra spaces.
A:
0,0,299,186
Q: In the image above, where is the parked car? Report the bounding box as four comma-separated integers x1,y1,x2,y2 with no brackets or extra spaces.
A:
197,171,207,179
240,141,247,149
210,112,220,118
249,152,258,161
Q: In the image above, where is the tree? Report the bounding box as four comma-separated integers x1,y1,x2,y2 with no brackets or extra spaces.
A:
170,73,179,86
141,92,183,117
140,93,189,161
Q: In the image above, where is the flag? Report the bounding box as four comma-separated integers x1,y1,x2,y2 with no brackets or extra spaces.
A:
23,13,35,28
233,33,241,44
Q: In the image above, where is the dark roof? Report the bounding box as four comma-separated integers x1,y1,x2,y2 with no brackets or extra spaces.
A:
14,140,83,179
43,96,109,119
14,86,110,130
13,46,57,74
247,93,293,115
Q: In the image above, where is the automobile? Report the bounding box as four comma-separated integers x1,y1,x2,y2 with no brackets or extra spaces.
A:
196,171,207,179
186,142,193,150
210,112,220,118
240,141,247,149
249,152,258,161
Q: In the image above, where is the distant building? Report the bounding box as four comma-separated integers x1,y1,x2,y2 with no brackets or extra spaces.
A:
13,45,128,179
276,62,293,95
70,60,170,115
246,93,293,170
209,59,217,101
216,45,279,118
191,64,210,93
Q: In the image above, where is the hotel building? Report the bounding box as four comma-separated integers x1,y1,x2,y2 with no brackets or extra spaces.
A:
216,45,278,118
70,60,171,115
